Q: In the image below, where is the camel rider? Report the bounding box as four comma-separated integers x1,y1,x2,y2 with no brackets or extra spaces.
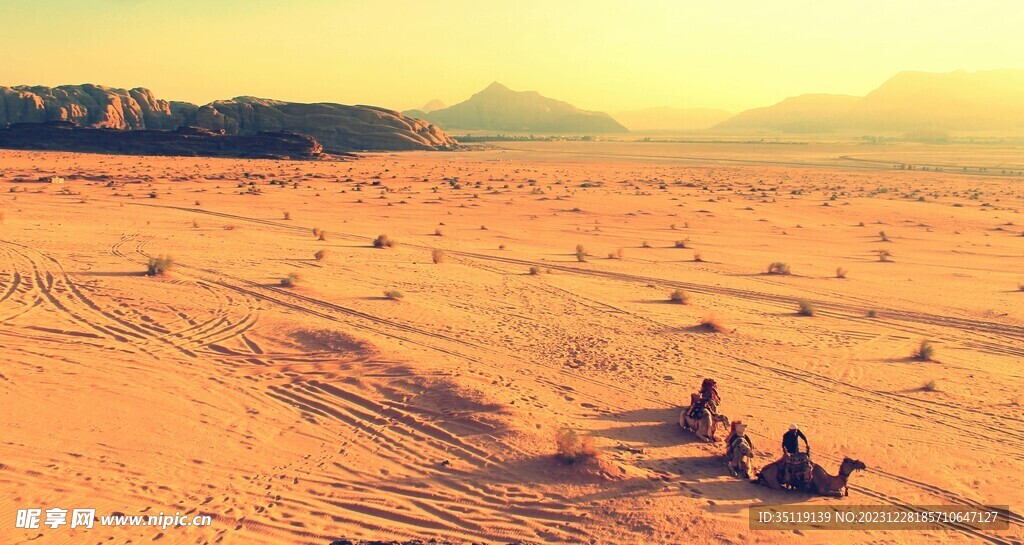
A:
726,421,753,452
780,423,811,486
782,423,809,458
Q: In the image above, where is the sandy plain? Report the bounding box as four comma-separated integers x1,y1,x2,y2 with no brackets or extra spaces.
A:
1,141,1022,544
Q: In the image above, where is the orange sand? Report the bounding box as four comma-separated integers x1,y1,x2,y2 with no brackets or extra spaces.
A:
1,142,1021,544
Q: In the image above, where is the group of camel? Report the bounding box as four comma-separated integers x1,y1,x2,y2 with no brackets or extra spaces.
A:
679,382,866,498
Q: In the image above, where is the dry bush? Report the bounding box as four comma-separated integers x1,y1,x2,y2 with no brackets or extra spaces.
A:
312,227,321,237
766,262,791,275
373,234,397,248
280,272,301,287
698,316,728,333
876,249,892,262
434,227,444,236
669,289,690,305
1018,282,1024,292
693,252,704,262
641,240,651,248
575,243,586,255
674,239,690,249
796,299,816,316
194,200,201,206
314,249,328,261
283,211,291,220
529,266,541,275
318,230,328,241
431,249,446,264
191,219,200,228
867,309,878,318
383,290,404,300
576,250,587,262
922,380,939,392
835,267,847,279
608,248,624,259
554,428,598,464
145,255,174,276
912,339,935,361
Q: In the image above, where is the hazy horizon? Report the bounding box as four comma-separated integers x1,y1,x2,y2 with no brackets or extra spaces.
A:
3,0,1023,113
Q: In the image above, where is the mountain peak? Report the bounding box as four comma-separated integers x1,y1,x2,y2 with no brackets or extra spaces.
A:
481,81,511,94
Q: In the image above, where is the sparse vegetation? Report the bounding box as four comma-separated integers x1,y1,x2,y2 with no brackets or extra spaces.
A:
698,316,728,333
383,290,404,300
796,299,816,316
876,249,892,262
318,230,328,241
835,267,847,279
431,249,446,264
283,211,291,220
766,262,791,275
312,227,321,237
554,428,598,464
867,309,878,318
641,240,651,248
280,272,301,287
314,249,328,261
922,380,939,392
373,234,397,248
608,248,624,259
434,227,444,236
145,255,174,276
693,252,704,262
576,250,587,262
674,239,689,248
191,219,200,228
912,339,936,361
529,266,541,275
669,289,690,304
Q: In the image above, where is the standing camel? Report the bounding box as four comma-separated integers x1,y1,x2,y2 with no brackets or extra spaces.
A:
756,456,866,497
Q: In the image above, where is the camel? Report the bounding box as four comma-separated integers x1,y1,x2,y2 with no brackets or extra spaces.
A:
756,456,867,497
679,401,729,442
725,442,754,479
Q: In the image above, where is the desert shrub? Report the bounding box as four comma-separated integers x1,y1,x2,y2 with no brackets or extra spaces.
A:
912,339,935,361
575,244,586,255
499,244,506,250
867,309,878,318
373,234,397,248
835,267,847,279
318,230,328,241
576,250,587,262
641,240,651,248
529,266,541,275
1018,282,1024,292
480,225,488,230
434,227,443,236
698,316,728,333
608,248,624,259
223,224,237,230
431,249,445,264
148,191,157,198
312,227,321,237
674,239,689,249
766,262,791,275
194,200,201,206
145,255,174,276
554,428,598,464
879,230,889,242
669,289,690,304
314,249,328,261
191,219,200,228
693,252,704,262
796,299,816,316
876,249,892,262
383,290,404,300
922,380,939,392
283,211,291,220
280,272,301,287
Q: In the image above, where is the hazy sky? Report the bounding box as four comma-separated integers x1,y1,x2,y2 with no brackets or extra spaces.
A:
3,0,1022,113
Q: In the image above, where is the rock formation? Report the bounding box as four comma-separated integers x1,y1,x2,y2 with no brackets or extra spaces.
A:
0,85,457,151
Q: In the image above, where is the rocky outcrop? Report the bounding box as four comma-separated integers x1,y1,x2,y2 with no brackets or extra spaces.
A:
0,85,457,151
0,121,323,160
177,97,456,152
418,82,627,134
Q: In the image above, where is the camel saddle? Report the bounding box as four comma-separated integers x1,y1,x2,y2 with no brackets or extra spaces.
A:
782,452,812,488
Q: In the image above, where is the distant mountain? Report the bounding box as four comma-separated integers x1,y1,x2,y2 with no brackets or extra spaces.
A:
420,82,627,133
0,84,457,151
419,99,446,114
613,107,732,132
715,70,1024,133
714,94,860,133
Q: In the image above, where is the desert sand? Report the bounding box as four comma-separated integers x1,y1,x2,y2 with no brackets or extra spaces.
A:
1,142,1022,544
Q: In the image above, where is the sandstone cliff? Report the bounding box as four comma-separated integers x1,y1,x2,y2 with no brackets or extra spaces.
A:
0,85,457,151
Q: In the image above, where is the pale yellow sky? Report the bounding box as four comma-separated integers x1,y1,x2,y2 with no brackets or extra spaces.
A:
2,0,1022,113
